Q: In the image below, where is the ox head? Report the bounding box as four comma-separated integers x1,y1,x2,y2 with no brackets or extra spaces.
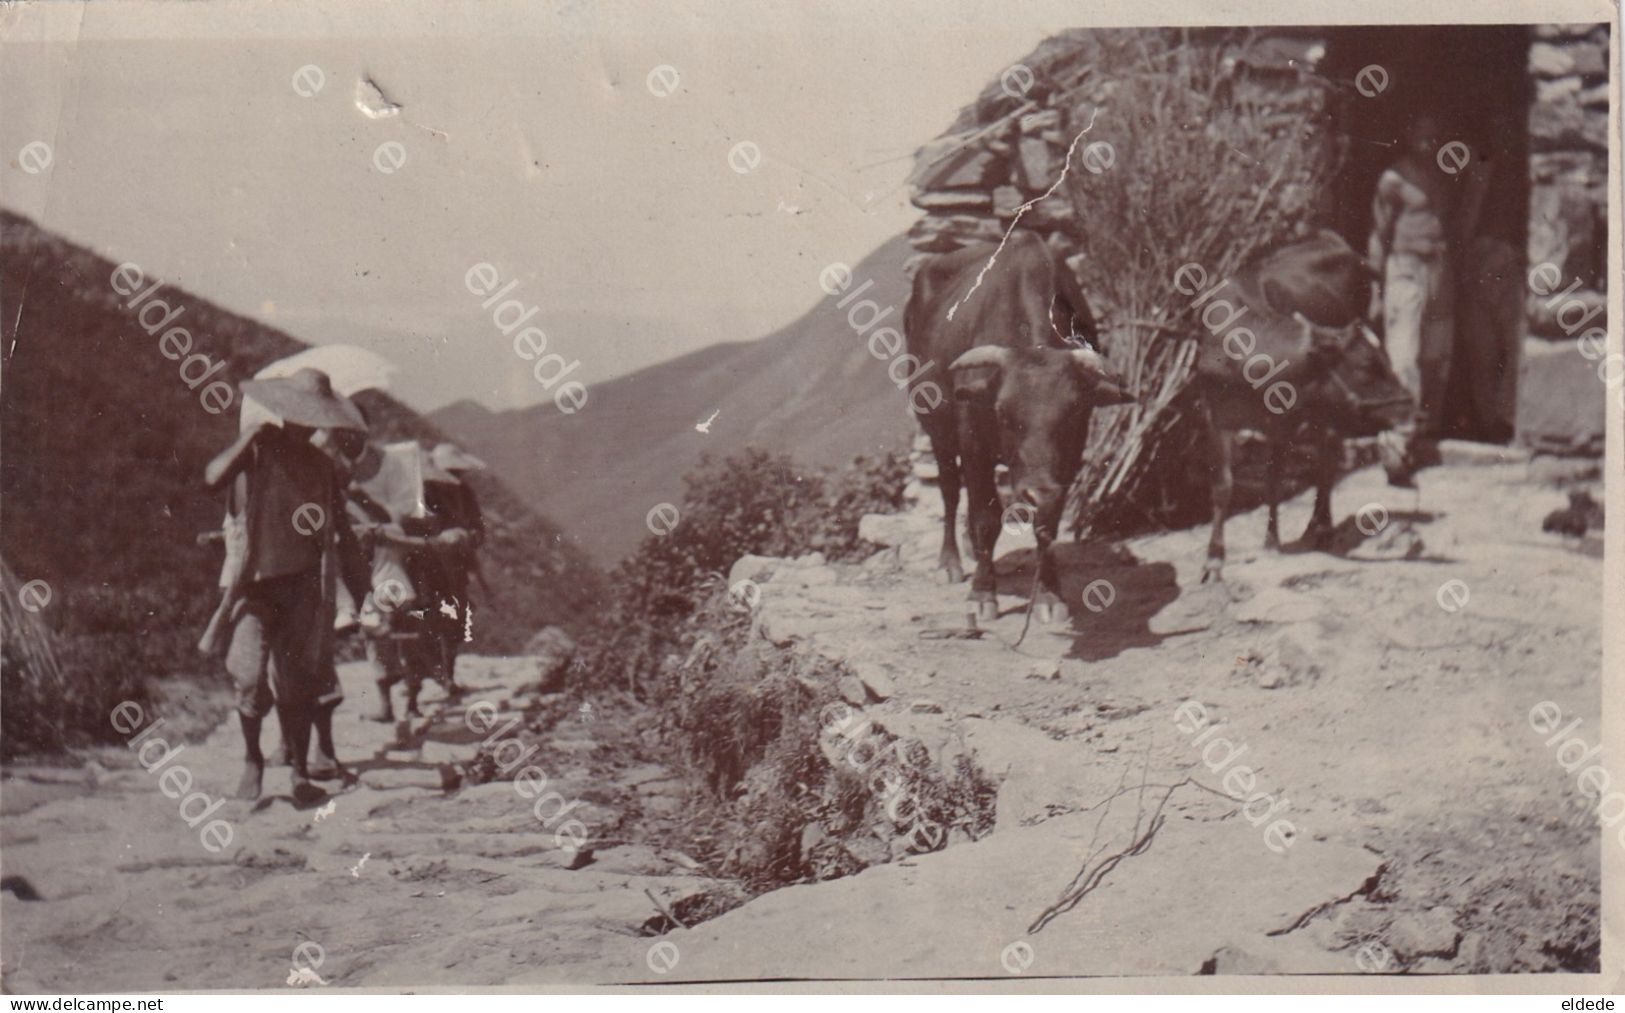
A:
1295,319,1414,436
950,345,1133,536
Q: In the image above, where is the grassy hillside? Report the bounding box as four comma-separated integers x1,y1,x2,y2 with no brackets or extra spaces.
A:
430,234,921,563
0,210,604,755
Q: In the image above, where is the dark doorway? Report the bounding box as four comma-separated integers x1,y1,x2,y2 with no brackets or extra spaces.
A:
1319,25,1532,443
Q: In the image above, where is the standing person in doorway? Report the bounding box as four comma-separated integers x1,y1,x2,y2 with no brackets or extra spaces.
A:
1368,112,1463,485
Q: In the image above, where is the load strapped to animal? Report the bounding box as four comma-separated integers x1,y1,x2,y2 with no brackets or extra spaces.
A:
906,28,1368,540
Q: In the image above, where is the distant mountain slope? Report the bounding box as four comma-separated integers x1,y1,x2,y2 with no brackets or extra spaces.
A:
431,233,921,563
0,210,604,713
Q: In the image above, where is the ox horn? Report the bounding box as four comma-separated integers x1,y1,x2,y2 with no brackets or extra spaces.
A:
1068,347,1135,406
1066,346,1111,371
949,346,1015,371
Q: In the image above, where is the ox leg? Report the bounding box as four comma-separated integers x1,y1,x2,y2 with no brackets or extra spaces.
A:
1263,439,1282,553
934,438,966,584
1032,533,1069,625
1202,424,1235,584
964,470,1002,622
1301,433,1338,548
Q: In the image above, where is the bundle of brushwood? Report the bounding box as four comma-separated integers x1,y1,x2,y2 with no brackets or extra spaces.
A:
1,557,68,751
907,28,1337,538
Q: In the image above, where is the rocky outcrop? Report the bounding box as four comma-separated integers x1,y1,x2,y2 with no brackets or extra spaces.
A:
1527,23,1610,336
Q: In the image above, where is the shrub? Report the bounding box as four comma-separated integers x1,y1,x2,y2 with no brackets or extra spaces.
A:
568,446,968,894
579,447,908,701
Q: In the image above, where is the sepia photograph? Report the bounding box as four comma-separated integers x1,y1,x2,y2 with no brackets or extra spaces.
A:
0,0,1619,997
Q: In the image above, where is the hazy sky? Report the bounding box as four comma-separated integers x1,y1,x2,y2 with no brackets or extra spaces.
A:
0,0,1098,411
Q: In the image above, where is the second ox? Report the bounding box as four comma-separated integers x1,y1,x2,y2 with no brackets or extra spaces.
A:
1189,230,1414,582
903,230,1133,624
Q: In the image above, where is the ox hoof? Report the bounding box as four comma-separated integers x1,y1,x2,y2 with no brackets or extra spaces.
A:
1301,523,1333,550
1033,598,1069,625
1264,532,1281,553
942,562,966,584
967,594,998,623
1200,559,1224,584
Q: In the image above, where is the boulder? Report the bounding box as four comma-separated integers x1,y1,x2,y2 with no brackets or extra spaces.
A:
859,512,932,549
1019,109,1060,134
759,611,822,647
1025,658,1062,681
861,546,902,574
852,663,896,701
728,554,781,588
1529,40,1606,78
1017,137,1057,190
1437,440,1531,467
838,675,869,706
1386,907,1462,960
522,626,577,693
992,185,1026,218
911,189,995,213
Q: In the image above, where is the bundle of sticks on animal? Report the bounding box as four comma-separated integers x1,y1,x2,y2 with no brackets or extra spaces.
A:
912,29,1336,537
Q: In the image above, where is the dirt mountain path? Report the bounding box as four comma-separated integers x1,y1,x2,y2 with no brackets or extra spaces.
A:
1,450,1605,987
649,449,1605,980
1,658,714,991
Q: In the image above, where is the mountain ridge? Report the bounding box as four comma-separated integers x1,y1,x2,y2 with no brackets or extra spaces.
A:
431,233,923,563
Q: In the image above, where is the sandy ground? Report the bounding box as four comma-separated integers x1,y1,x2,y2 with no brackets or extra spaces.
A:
0,448,1607,988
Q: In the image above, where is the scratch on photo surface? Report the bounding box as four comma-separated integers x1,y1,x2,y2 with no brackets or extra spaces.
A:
946,105,1101,323
8,0,88,359
356,73,448,139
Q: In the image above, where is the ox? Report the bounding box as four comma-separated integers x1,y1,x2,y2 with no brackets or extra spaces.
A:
1191,230,1414,582
904,230,1132,623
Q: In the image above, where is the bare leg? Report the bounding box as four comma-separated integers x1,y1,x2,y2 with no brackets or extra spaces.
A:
363,637,395,723
277,699,323,807
309,705,343,779
236,714,265,801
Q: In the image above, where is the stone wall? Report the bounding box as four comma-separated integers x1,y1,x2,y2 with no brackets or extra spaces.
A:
1520,24,1610,454
1527,23,1611,333
906,25,1613,454
904,30,1331,263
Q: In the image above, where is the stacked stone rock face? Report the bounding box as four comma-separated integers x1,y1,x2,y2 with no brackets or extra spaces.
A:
1528,23,1610,318
904,29,1330,272
1522,23,1612,454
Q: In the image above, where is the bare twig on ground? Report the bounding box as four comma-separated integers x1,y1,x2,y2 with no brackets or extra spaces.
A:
643,887,690,930
1027,768,1234,935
